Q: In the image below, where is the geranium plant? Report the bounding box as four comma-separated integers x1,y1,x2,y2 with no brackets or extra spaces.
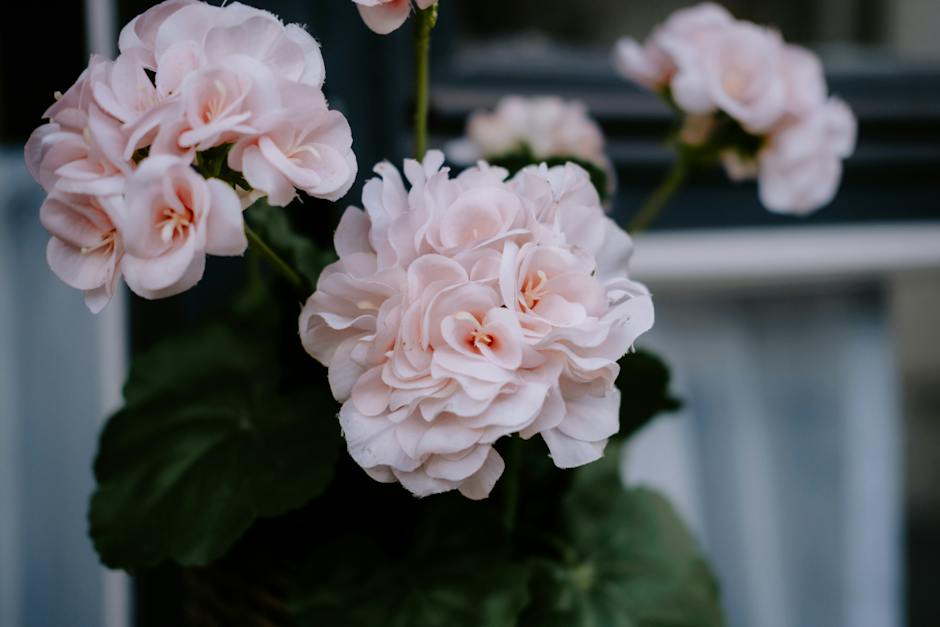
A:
24,1,855,624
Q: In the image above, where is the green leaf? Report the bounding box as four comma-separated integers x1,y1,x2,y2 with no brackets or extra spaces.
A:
120,324,254,407
290,495,531,627
194,143,251,190
521,455,724,627
616,350,681,440
292,546,530,627
244,197,337,288
89,315,343,570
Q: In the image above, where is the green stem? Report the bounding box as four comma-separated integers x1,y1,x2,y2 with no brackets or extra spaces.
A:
628,155,689,234
502,437,521,534
413,5,437,159
244,225,305,292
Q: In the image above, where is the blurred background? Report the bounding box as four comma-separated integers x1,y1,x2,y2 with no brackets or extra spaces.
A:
1,0,938,626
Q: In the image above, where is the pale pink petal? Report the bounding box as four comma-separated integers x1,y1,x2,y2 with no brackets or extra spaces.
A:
613,38,664,89
122,248,206,300
542,428,607,469
351,365,391,416
424,444,491,482
284,23,325,88
393,468,457,498
84,283,115,314
557,389,621,442
825,97,858,158
46,237,113,291
334,207,372,257
356,1,411,35
457,447,505,500
122,235,198,293
242,145,296,207
339,402,421,471
204,179,247,256
327,337,368,401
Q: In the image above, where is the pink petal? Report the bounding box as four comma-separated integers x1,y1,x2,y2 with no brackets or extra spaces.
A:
457,447,505,500
425,445,491,482
121,234,198,293
393,468,457,498
84,282,115,314
351,365,391,416
46,237,113,290
356,1,411,35
334,207,372,257
557,389,621,442
242,145,295,207
542,428,607,469
204,179,247,256
339,402,421,471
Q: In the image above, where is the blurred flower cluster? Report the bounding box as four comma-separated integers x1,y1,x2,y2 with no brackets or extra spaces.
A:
447,95,616,199
25,0,356,310
300,151,653,498
615,2,856,214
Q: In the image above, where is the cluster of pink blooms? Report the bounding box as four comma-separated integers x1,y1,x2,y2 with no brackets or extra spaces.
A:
25,0,356,311
352,0,438,35
614,2,856,215
447,95,616,194
300,151,654,498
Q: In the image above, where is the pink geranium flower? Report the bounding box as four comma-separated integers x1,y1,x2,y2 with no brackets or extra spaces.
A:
25,0,357,311
613,2,857,215
40,193,125,313
119,155,247,299
300,151,654,498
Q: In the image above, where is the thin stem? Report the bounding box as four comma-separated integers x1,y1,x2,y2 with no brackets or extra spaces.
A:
502,437,521,534
628,155,689,234
413,5,437,159
244,225,305,292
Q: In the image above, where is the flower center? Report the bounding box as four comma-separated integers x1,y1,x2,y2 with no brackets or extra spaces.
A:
157,205,194,243
519,270,549,310
722,68,749,100
454,311,495,350
289,144,321,165
202,79,229,123
80,229,117,255
470,328,494,346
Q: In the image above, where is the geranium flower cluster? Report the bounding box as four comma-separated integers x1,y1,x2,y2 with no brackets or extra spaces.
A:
300,151,654,498
353,0,438,35
447,95,616,197
614,2,856,214
25,0,356,311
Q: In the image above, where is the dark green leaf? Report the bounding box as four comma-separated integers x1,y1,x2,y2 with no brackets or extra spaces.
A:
293,547,530,627
616,349,681,440
120,324,254,407
90,315,342,570
193,143,251,190
244,197,337,288
521,455,724,627
290,495,531,627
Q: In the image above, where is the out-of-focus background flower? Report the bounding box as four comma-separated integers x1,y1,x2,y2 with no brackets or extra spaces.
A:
1,1,938,626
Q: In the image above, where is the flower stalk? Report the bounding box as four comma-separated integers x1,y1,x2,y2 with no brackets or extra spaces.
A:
413,5,438,159
502,437,522,533
244,225,306,292
628,155,689,234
